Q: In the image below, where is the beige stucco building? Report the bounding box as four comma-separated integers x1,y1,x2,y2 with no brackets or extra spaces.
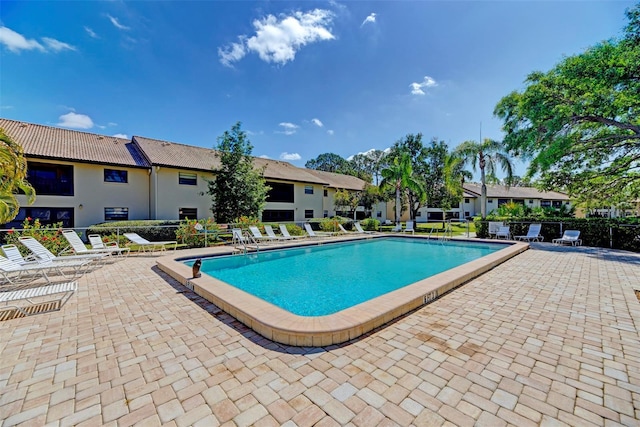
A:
1,118,366,229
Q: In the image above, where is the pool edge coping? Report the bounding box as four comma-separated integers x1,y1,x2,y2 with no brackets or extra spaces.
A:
156,236,529,347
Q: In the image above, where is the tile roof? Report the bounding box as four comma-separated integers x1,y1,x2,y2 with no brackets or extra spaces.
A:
304,169,367,191
0,118,149,168
132,135,330,184
463,183,569,200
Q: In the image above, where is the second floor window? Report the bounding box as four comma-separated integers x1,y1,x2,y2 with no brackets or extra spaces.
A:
305,185,314,195
27,162,73,196
179,172,197,185
104,169,128,183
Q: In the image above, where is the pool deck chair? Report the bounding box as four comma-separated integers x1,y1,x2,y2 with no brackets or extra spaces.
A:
2,244,38,265
88,234,131,257
263,225,289,242
354,222,376,234
391,223,403,232
278,224,305,240
304,223,333,238
403,221,415,235
0,255,52,285
514,224,543,242
338,224,354,234
495,226,512,240
553,230,582,246
488,222,504,239
18,237,106,267
1,247,93,283
249,226,277,243
0,281,77,317
123,233,177,253
62,230,129,259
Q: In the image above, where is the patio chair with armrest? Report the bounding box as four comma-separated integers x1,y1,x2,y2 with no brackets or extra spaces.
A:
552,230,582,246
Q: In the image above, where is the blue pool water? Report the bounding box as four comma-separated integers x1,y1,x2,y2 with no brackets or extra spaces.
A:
186,238,503,316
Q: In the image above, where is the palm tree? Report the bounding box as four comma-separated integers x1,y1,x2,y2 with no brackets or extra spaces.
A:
0,128,35,223
444,152,473,221
380,153,423,226
454,138,513,219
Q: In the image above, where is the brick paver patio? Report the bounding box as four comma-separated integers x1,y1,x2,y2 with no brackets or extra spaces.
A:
1,243,639,426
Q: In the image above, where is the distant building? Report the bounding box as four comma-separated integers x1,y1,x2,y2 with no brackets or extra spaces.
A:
377,183,571,223
0,118,366,228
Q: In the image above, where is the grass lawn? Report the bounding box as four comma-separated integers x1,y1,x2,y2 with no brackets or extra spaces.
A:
379,221,475,236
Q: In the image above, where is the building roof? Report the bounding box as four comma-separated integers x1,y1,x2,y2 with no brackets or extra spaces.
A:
0,118,149,168
132,135,329,185
463,183,569,200
1,118,367,189
304,169,367,191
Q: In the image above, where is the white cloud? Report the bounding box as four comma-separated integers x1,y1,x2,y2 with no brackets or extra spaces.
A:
57,112,94,129
219,9,335,66
108,122,118,127
107,14,130,31
42,37,77,52
327,129,334,136
278,122,299,135
258,154,270,159
410,75,437,95
0,26,45,53
311,118,323,127
218,39,247,67
280,152,301,161
113,133,128,139
85,26,99,39
361,13,376,27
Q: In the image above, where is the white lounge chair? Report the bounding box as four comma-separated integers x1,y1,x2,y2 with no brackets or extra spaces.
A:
1,244,38,265
514,224,543,242
18,236,106,265
249,226,276,243
488,221,504,238
403,221,415,235
278,224,305,240
354,222,376,234
337,224,353,234
0,255,52,285
88,234,131,257
2,245,94,282
391,223,403,232
62,230,129,259
0,281,77,317
552,230,582,246
123,233,177,253
304,223,333,238
263,225,288,241
495,226,511,240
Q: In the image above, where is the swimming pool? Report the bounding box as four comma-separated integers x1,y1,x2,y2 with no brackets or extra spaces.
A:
186,238,501,316
157,235,528,346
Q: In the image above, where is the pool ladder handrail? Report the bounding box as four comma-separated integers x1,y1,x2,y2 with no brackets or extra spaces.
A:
428,222,453,243
232,230,260,255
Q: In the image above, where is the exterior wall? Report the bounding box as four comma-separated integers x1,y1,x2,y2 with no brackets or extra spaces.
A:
154,167,213,220
15,160,150,228
291,182,324,221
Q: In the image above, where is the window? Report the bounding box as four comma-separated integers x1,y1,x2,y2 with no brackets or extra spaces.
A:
323,189,328,197
465,211,470,217
266,182,294,203
179,172,197,185
104,169,128,183
105,207,129,221
464,198,470,204
323,210,328,218
498,199,510,207
304,185,314,195
488,199,494,203
305,209,314,219
541,200,551,208
27,162,73,196
416,211,422,217
262,209,294,222
552,201,562,208
377,211,382,218
179,208,197,220
529,199,533,204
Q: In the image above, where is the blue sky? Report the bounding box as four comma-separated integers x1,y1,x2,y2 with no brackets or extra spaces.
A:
0,1,634,178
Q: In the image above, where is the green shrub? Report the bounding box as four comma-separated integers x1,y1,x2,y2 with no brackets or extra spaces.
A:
87,220,180,242
360,218,380,231
175,218,220,248
4,218,68,256
282,223,304,236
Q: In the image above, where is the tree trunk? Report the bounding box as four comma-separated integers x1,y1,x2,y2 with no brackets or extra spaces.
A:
395,187,401,225
480,165,487,219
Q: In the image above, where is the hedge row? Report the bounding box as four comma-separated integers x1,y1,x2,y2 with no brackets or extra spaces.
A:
474,217,640,252
87,220,181,242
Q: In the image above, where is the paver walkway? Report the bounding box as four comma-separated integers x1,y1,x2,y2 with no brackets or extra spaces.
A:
1,243,639,426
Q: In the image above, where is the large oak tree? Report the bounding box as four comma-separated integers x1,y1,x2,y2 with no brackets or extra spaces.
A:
494,5,640,205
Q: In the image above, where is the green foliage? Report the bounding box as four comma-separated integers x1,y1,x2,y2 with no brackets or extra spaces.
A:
496,201,526,218
234,215,261,228
473,216,640,251
380,152,424,224
494,5,640,204
318,217,346,232
281,223,304,236
387,134,429,220
0,128,36,223
359,218,380,231
87,220,180,242
175,218,220,248
305,152,372,181
207,122,269,223
454,138,514,219
4,218,67,256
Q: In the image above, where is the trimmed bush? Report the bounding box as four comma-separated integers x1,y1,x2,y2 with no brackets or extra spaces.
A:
360,218,380,231
87,220,181,243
